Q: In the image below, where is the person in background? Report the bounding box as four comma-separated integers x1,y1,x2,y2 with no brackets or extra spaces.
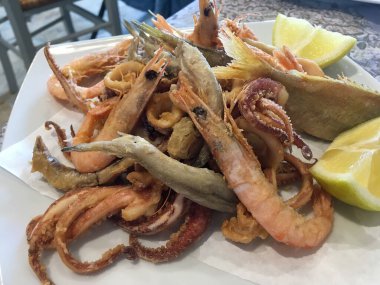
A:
125,0,193,18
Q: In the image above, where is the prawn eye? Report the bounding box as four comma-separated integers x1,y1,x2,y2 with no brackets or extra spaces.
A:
192,106,207,119
203,1,214,16
145,70,158,80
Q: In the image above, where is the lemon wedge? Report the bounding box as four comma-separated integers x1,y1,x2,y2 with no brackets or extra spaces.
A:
310,117,380,211
272,14,315,51
272,13,357,68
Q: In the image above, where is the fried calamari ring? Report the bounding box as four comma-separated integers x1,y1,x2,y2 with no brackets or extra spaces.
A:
146,92,184,134
104,61,145,96
67,186,163,242
115,193,190,236
129,202,211,263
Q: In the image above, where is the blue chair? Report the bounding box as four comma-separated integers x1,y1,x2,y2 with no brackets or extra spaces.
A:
0,0,122,93
0,34,18,94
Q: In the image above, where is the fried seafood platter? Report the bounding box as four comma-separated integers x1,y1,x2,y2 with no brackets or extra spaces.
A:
13,1,380,284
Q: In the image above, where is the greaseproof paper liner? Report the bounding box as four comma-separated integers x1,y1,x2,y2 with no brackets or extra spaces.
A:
0,108,83,200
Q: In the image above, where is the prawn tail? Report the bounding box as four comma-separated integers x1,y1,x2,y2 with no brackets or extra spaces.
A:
212,27,270,80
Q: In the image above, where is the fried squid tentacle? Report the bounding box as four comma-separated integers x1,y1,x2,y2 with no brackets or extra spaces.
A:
67,187,162,240
238,78,312,159
44,121,71,161
54,186,138,274
28,183,165,284
129,202,211,262
28,188,95,285
115,194,190,235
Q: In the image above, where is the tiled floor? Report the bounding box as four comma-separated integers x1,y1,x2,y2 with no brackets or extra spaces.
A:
0,0,149,148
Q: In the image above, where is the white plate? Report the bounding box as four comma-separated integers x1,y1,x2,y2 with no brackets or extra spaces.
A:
1,21,380,285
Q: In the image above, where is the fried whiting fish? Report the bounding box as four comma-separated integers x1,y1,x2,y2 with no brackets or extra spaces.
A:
63,134,237,213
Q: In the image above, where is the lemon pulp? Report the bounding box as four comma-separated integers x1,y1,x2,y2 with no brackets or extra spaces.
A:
272,13,357,68
310,117,380,211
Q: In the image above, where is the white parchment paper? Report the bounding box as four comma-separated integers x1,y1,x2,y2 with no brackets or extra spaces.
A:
0,108,83,200
1,109,380,285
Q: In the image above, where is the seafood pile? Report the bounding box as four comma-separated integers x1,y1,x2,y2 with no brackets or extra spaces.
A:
27,0,380,284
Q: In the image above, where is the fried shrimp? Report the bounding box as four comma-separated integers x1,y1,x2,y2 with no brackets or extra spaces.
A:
171,76,334,248
70,49,167,173
103,60,145,96
187,0,221,48
153,0,221,48
46,39,132,103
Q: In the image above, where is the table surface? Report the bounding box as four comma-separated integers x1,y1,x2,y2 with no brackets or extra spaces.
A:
167,0,380,81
